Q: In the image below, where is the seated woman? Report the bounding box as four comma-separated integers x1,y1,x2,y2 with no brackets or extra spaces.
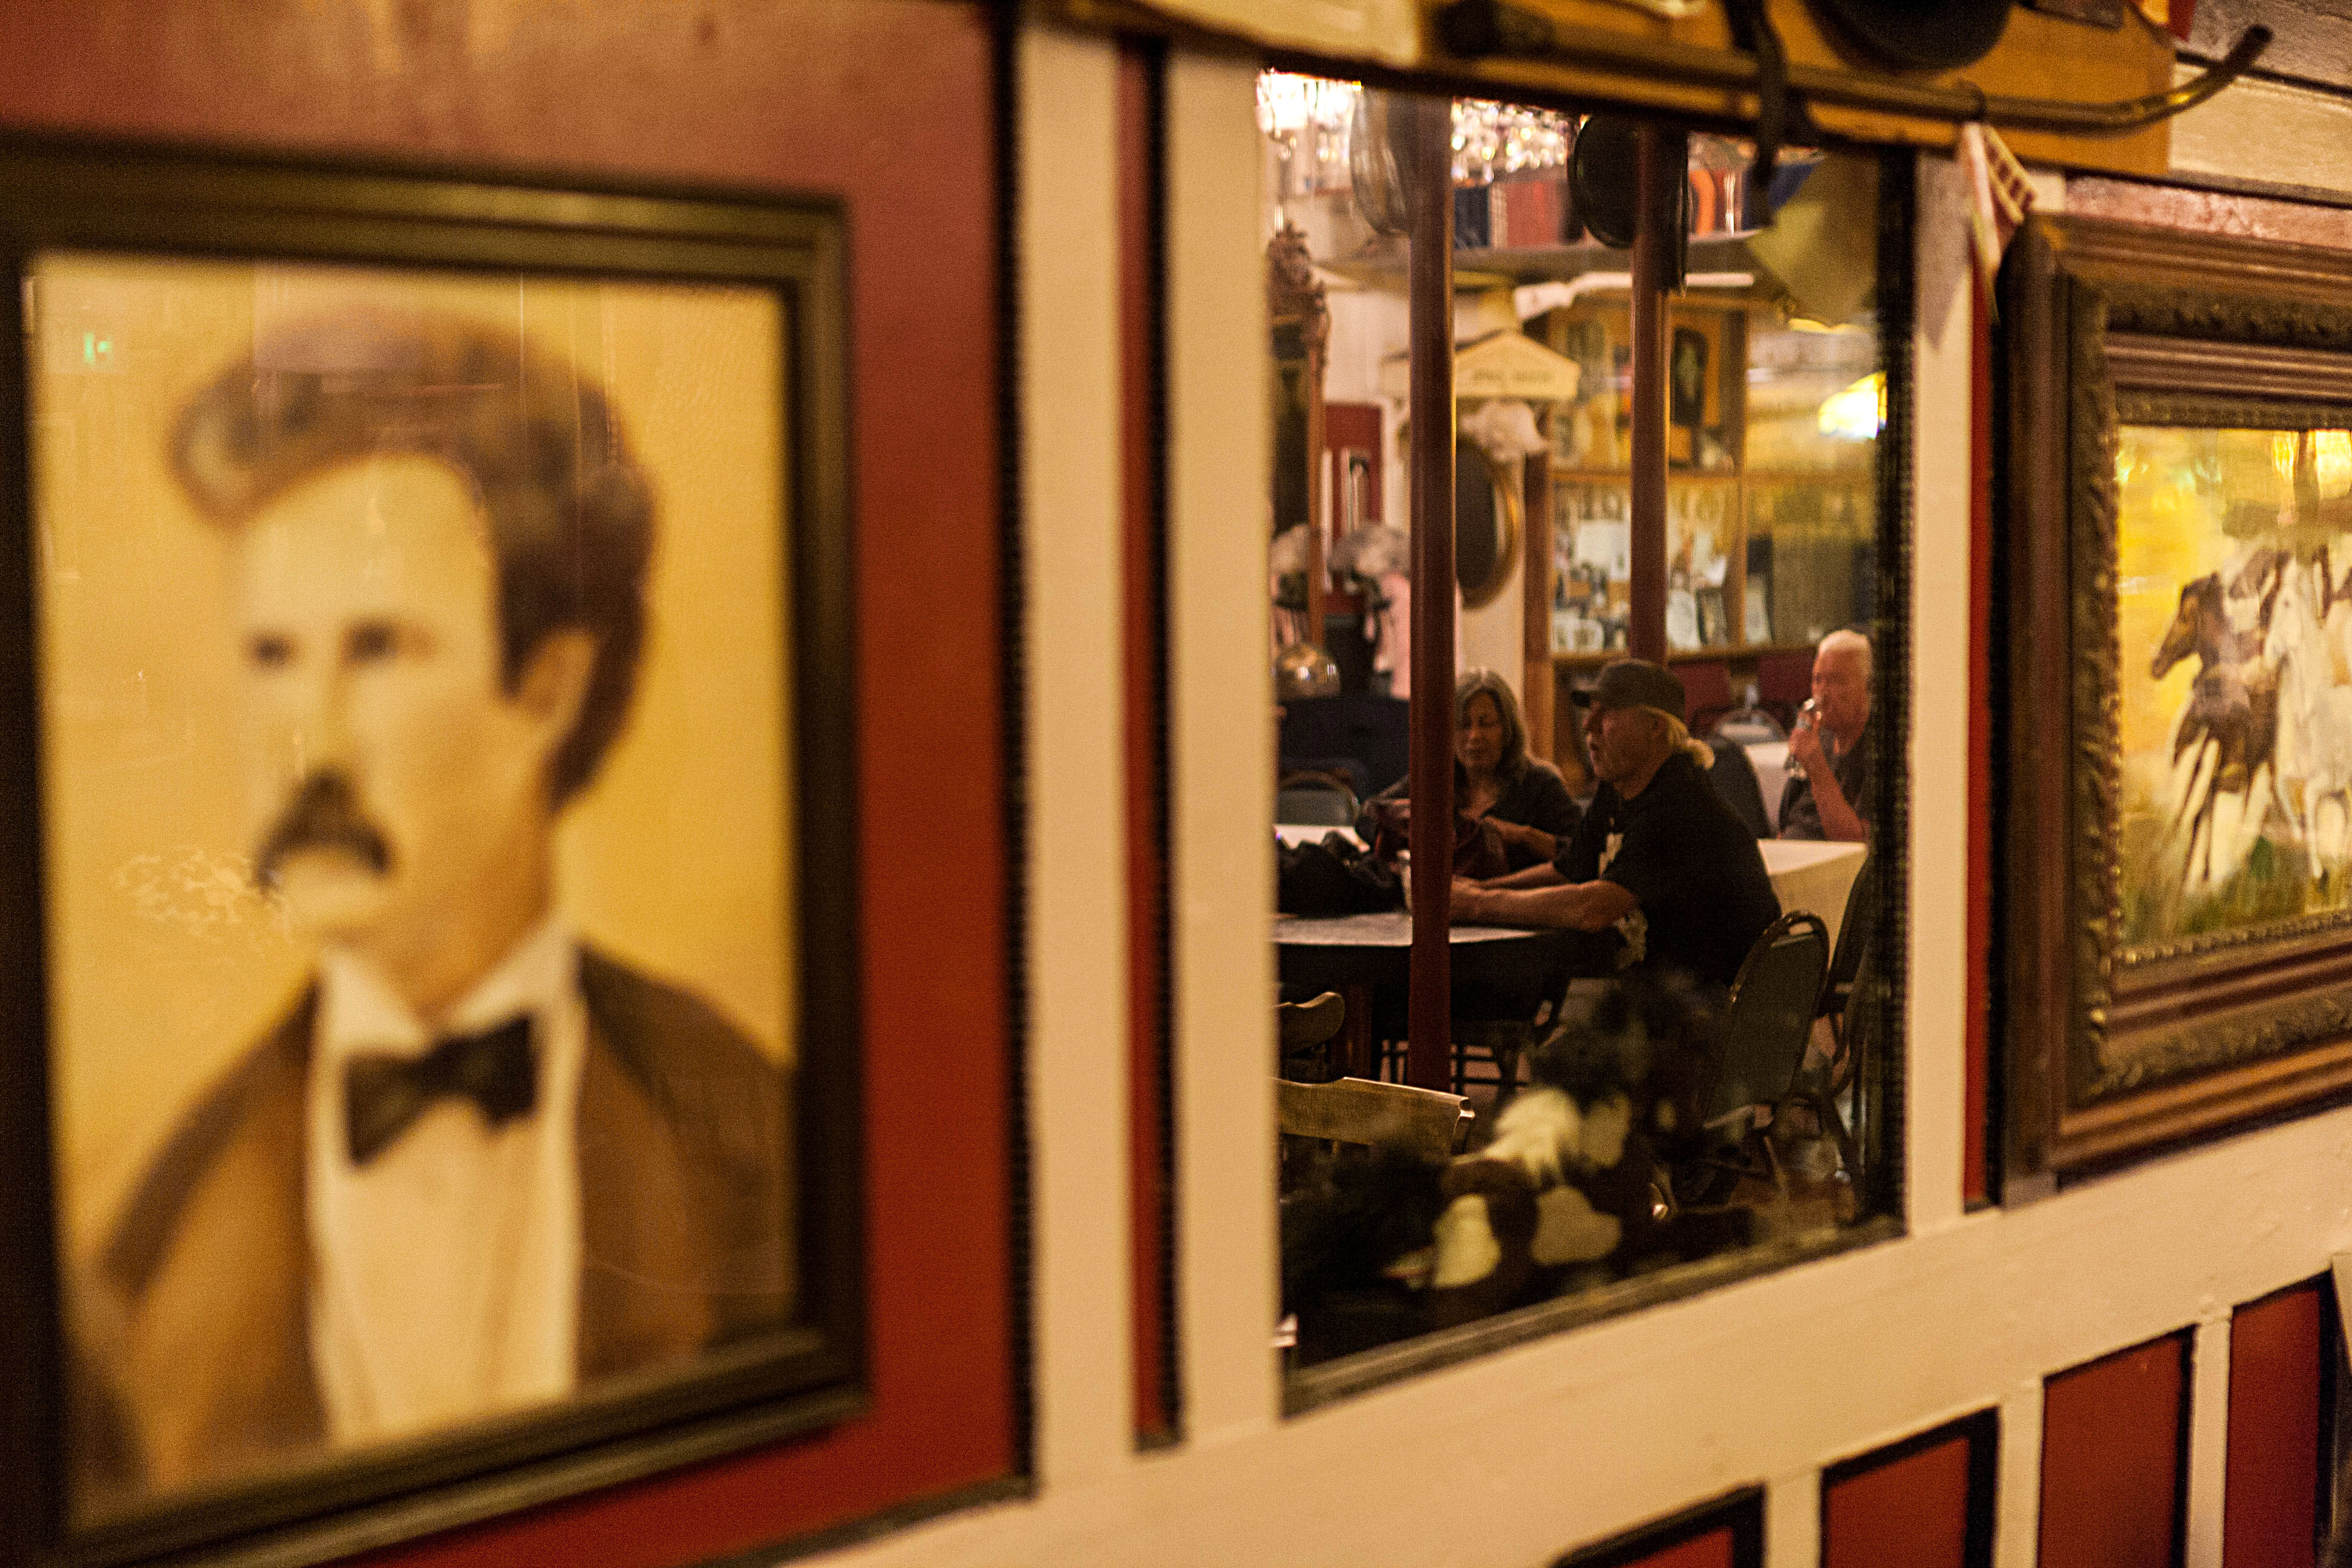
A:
1365,668,1580,872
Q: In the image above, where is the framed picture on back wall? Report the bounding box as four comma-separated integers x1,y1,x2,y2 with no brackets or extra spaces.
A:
0,136,862,1567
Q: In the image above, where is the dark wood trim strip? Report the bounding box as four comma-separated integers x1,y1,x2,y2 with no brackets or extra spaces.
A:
1115,33,1178,1449
993,0,1038,1486
1404,91,1457,1091
1967,260,1994,1209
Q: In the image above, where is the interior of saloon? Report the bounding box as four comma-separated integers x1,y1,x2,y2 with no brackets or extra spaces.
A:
19,3,2352,1567
1267,88,1899,1370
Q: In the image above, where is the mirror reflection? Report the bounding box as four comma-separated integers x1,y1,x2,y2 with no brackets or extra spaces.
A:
1266,77,1900,1374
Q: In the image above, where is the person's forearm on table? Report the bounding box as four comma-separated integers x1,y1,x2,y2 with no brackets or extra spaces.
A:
1452,877,1633,930
1501,820,1557,862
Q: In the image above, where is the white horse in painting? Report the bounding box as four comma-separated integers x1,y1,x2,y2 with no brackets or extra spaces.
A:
2265,552,2352,878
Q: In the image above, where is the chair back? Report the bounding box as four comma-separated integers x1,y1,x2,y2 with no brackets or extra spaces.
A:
1676,660,1736,735
1705,734,1772,838
1278,782,1359,825
1713,706,1786,745
1276,1076,1470,1164
1703,911,1829,1129
1754,650,1813,728
1822,854,1876,1001
1279,694,1411,797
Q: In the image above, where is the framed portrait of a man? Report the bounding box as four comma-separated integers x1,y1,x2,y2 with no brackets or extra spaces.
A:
0,140,860,1567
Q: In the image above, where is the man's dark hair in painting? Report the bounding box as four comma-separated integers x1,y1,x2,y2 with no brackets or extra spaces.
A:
170,309,655,805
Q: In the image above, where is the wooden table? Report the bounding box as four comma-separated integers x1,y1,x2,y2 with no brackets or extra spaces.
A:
1758,838,1867,954
1275,910,1567,1088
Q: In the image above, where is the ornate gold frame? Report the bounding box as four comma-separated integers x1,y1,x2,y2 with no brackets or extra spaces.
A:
2000,213,2352,1188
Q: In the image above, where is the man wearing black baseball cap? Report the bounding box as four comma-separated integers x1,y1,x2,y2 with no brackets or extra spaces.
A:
1452,658,1780,991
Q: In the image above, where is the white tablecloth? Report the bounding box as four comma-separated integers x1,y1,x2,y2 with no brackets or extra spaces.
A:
1758,838,1866,953
1746,740,1791,828
1276,823,1364,849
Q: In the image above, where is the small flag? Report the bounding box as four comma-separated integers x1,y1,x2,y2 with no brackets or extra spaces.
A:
1959,122,2036,302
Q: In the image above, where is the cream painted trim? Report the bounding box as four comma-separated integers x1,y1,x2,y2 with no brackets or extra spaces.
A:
1020,27,1137,1483
1995,1380,2045,1568
2184,1315,2232,1567
1907,154,1972,1235
1766,1469,1818,1565
2171,68,2352,195
1165,49,1279,1445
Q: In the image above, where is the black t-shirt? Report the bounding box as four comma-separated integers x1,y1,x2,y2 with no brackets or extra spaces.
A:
1555,750,1783,990
1777,724,1873,840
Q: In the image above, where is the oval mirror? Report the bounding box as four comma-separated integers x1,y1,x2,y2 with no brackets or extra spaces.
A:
1455,442,1522,610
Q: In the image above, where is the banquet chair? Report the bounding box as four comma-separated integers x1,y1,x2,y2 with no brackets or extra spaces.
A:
1754,650,1813,731
1675,911,1828,1204
1713,705,1786,746
1277,776,1360,826
1818,855,1877,1051
1705,734,1772,838
1676,660,1736,736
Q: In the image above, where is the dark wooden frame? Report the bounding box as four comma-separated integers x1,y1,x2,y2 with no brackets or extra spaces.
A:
0,134,864,1568
1997,212,2352,1191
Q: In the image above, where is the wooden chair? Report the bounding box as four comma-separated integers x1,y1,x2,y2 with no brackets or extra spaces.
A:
1754,649,1814,731
1277,1076,1471,1166
1676,659,1736,736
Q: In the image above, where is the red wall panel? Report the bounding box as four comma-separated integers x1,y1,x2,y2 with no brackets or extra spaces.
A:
1628,1532,1734,1568
0,4,1014,1563
2040,1332,2192,1568
1823,1414,1993,1568
1557,1491,1760,1568
2226,1283,2325,1568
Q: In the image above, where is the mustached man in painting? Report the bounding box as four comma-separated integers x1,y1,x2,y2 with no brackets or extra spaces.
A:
71,310,792,1497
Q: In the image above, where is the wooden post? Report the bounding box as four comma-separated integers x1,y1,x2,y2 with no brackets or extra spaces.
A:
1628,125,1684,664
1305,333,1328,645
1522,435,1554,761
1400,91,1455,1093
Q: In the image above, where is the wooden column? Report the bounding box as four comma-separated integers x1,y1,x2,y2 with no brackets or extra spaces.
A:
1521,439,1554,760
1627,125,1684,664
1304,332,1328,644
1400,91,1455,1092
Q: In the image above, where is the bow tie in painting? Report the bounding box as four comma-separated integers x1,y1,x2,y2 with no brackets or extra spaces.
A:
343,1016,540,1166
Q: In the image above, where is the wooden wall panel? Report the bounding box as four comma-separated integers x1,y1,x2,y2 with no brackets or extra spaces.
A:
2040,1331,2193,1568
1822,1411,1996,1568
2225,1282,2325,1568
1553,1490,1762,1568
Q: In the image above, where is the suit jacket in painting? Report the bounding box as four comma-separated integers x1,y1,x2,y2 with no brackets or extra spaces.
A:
70,949,793,1498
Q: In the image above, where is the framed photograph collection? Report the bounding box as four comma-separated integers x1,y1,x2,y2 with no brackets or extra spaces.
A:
1999,212,2352,1187
0,137,863,1566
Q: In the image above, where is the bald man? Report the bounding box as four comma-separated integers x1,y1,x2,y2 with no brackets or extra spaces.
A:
1779,628,1872,842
